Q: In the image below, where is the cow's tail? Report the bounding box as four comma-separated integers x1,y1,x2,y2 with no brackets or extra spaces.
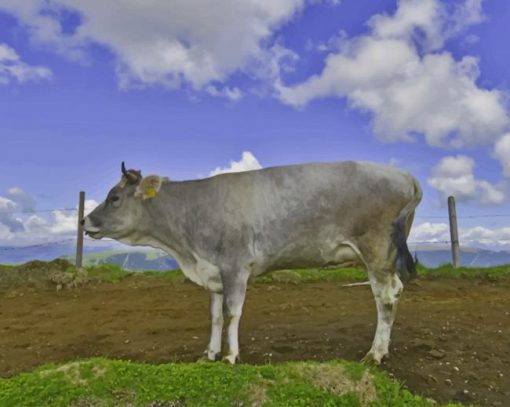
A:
392,177,422,284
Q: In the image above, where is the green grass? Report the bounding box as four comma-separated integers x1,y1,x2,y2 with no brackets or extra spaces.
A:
84,264,186,283
0,358,458,407
416,263,510,280
253,263,510,284
84,264,133,283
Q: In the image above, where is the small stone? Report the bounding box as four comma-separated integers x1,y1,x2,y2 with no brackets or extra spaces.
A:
124,339,131,344
429,349,446,359
427,374,438,383
453,366,460,372
445,378,453,386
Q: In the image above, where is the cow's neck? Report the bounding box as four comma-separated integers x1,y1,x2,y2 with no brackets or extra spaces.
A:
128,189,195,266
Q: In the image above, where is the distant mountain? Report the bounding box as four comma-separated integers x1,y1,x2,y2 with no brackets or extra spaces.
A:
410,245,510,268
0,241,111,265
0,242,178,271
79,250,178,271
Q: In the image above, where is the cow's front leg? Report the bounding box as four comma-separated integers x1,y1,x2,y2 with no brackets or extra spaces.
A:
221,271,248,364
204,291,223,361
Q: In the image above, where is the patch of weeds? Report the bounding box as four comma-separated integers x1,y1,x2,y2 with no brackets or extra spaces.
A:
289,362,374,406
85,264,132,283
342,360,367,382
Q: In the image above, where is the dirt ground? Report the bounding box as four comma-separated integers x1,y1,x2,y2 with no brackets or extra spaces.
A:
0,277,509,406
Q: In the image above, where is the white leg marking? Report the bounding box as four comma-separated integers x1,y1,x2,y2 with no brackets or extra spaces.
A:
222,273,248,365
224,314,241,364
364,272,403,364
205,292,223,361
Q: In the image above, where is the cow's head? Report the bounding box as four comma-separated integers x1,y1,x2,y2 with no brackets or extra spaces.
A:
82,162,165,240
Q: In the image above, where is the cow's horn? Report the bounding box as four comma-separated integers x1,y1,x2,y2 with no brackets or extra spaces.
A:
121,161,139,183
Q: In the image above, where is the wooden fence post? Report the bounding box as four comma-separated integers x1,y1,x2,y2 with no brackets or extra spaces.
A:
447,196,460,268
76,191,85,268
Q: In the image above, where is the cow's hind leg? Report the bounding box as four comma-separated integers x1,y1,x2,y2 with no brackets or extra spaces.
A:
204,291,223,361
221,270,249,364
363,270,403,364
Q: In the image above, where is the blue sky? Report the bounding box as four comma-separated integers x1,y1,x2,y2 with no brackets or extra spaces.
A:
0,0,509,250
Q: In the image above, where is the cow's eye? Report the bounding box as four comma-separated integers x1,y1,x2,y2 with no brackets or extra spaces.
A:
111,196,120,202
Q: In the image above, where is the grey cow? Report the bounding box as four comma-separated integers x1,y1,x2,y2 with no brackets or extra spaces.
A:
83,161,422,364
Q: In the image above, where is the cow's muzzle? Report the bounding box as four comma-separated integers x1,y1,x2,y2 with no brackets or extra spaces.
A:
82,216,103,239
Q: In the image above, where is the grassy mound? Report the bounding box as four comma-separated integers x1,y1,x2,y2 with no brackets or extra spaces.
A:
0,259,83,290
0,358,457,407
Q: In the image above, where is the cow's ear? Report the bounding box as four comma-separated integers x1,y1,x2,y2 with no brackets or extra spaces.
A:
135,175,165,200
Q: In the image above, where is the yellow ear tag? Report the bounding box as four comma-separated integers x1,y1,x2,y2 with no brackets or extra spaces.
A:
144,186,157,198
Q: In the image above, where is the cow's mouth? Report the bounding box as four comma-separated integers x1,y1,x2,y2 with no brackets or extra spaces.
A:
85,230,103,239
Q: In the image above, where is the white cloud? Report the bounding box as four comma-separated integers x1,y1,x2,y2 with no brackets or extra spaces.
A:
0,0,305,91
427,155,505,205
449,0,485,36
410,221,510,250
409,222,450,244
7,187,36,212
367,0,484,51
0,195,24,233
494,133,510,178
368,0,445,50
205,85,243,101
209,151,262,177
277,0,509,148
460,225,510,248
48,199,98,235
0,187,99,246
0,42,52,85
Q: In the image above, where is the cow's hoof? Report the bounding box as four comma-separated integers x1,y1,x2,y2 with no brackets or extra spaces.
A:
200,349,221,362
222,354,240,365
361,351,382,365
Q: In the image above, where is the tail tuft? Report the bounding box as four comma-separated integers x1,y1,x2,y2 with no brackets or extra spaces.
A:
392,215,417,284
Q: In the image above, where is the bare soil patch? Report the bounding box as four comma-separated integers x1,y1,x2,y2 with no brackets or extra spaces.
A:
1,277,509,406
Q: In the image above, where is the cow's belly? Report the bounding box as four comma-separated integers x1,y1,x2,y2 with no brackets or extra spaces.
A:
177,240,364,291
257,241,363,275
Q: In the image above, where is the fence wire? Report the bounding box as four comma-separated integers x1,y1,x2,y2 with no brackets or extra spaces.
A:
0,237,115,251
9,208,78,215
